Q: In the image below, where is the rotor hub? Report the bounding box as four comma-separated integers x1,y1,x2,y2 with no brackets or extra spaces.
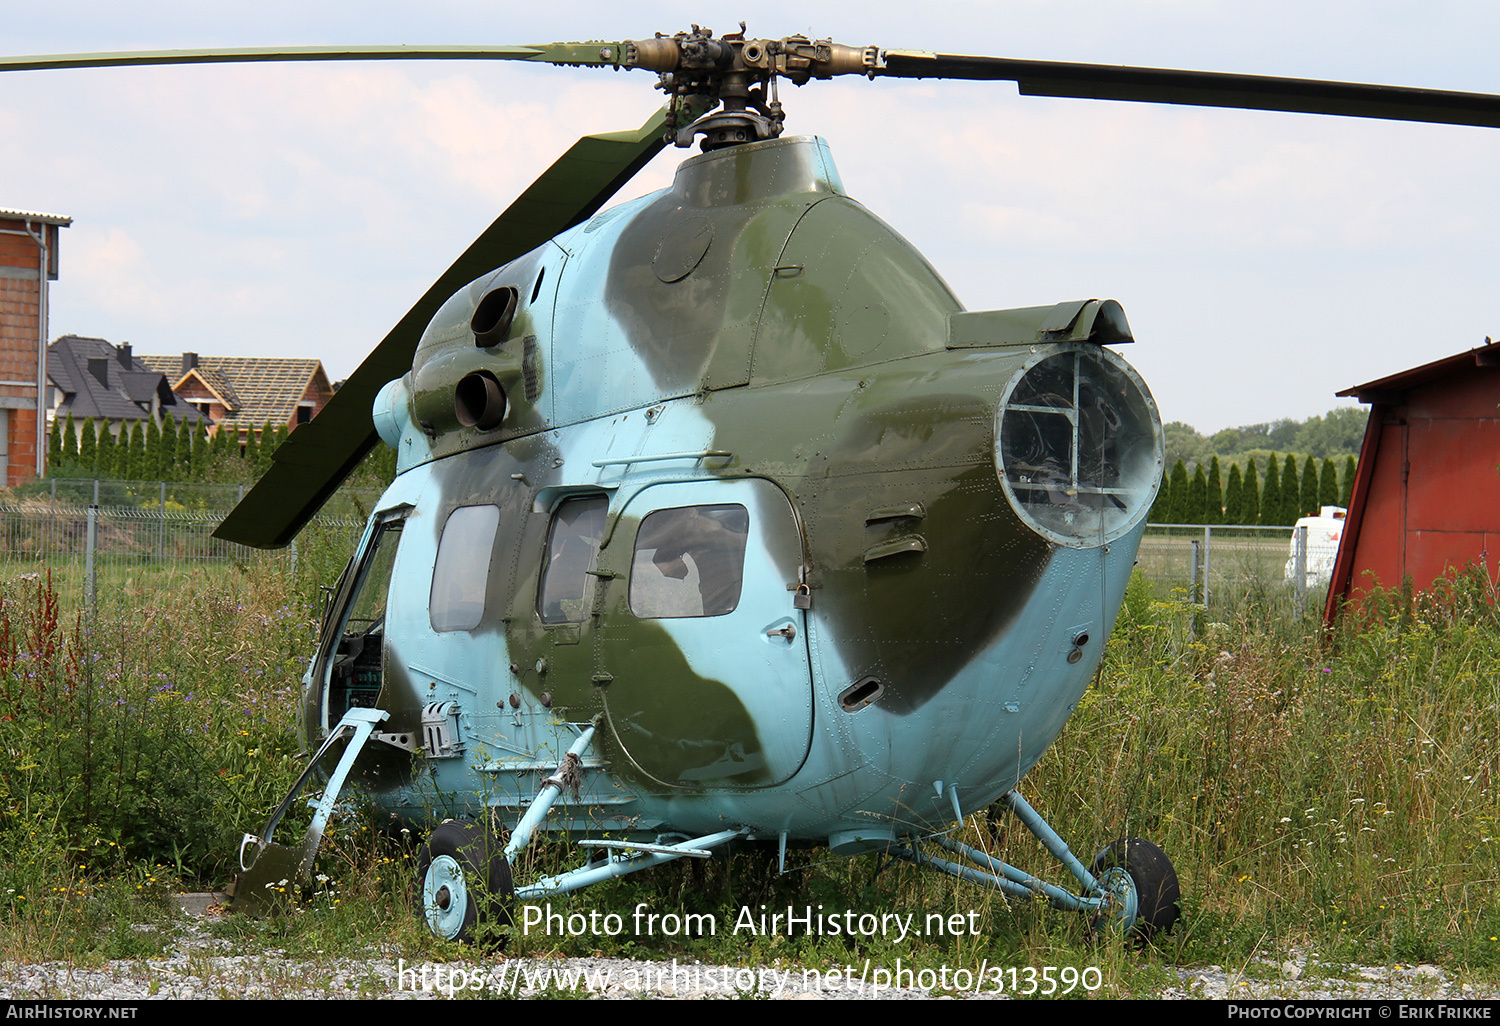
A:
635,24,878,151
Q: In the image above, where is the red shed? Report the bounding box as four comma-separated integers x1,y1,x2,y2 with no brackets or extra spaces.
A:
1325,339,1500,621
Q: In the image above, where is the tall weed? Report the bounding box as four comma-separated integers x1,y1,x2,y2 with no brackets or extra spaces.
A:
1030,562,1500,966
3,543,1499,979
0,551,331,903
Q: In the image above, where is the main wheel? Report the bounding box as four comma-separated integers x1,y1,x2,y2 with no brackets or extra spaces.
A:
415,820,513,946
1089,838,1180,941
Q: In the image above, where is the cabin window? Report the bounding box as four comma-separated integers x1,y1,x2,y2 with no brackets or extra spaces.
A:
629,504,749,619
538,495,607,624
429,505,500,632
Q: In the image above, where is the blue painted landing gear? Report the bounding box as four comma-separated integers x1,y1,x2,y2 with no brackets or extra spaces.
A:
416,820,514,945
891,789,1180,942
411,722,749,943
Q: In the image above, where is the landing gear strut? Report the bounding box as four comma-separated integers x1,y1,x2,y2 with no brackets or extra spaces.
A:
891,789,1180,940
412,719,748,943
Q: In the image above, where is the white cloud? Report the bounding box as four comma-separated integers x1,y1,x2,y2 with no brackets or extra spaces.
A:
9,2,1500,431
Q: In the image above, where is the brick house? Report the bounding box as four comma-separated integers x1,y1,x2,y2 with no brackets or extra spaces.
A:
0,209,70,487
138,353,334,442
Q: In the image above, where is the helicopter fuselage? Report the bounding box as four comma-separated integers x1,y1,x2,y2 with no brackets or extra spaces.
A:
305,134,1163,853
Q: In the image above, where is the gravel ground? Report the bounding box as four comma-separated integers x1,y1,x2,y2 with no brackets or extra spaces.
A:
2,897,1498,1000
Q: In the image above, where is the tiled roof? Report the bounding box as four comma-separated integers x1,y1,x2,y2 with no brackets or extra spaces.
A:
192,366,240,411
48,336,202,423
139,355,327,427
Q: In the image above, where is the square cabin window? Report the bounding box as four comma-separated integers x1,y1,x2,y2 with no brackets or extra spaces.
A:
430,505,500,632
630,504,749,618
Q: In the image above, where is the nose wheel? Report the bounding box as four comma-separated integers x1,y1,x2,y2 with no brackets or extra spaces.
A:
891,790,1180,943
411,725,756,943
1089,837,1180,940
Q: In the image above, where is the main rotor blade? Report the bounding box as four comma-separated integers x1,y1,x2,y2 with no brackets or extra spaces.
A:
880,52,1500,129
14,39,1500,131
213,105,672,549
0,42,628,73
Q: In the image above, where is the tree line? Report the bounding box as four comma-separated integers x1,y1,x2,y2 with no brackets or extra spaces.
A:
1150,453,1357,527
1164,406,1367,472
46,413,398,485
48,413,285,482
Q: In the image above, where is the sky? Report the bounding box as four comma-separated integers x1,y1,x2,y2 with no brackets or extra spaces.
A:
5,1,1500,435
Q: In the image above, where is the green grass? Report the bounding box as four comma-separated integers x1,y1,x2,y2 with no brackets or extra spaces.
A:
0,547,1494,998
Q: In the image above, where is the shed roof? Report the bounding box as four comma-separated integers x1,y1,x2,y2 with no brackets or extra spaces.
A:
0,209,72,227
1337,339,1500,404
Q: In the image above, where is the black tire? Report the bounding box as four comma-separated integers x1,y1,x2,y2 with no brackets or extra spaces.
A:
415,820,513,946
1089,837,1180,941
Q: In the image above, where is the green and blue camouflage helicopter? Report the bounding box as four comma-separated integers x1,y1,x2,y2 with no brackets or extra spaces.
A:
14,27,1500,943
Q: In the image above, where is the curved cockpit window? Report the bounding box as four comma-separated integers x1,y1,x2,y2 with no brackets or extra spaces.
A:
430,505,500,632
538,495,608,624
995,346,1161,548
319,510,407,727
629,504,749,619
345,518,404,631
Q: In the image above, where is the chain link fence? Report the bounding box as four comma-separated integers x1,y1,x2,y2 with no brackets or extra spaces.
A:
1139,523,1330,620
20,477,386,514
0,494,365,610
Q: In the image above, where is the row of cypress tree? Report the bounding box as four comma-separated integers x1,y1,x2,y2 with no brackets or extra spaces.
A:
47,412,288,482
1150,453,1357,527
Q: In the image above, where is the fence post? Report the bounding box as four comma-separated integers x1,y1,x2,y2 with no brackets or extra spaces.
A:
159,481,167,558
1294,524,1309,618
1203,525,1213,611
84,504,98,614
1190,539,1201,604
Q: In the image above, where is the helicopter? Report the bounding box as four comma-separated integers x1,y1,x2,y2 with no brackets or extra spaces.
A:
11,26,1500,945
